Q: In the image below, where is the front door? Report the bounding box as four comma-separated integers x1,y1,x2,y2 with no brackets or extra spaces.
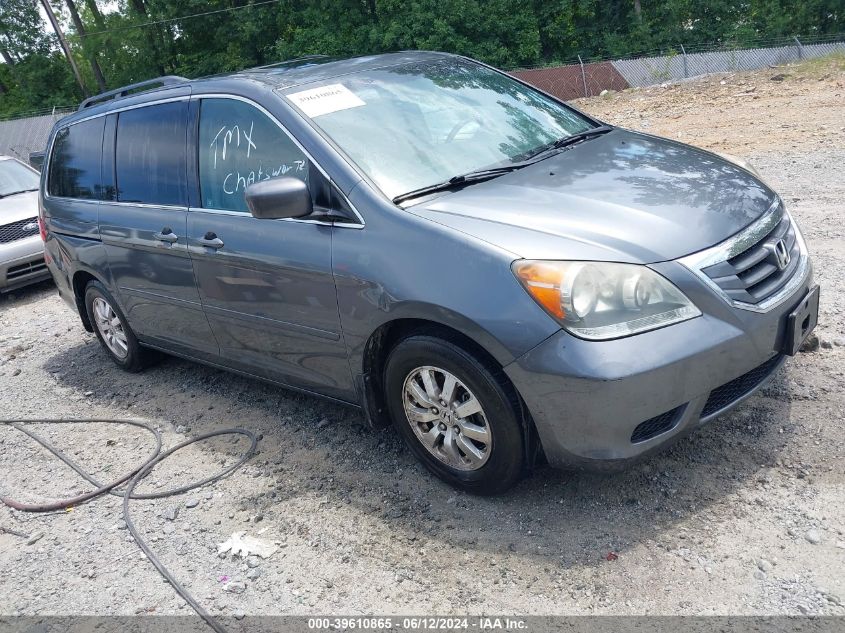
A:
99,101,218,357
187,97,354,400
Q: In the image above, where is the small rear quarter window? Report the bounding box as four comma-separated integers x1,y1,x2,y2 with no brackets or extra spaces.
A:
48,117,106,199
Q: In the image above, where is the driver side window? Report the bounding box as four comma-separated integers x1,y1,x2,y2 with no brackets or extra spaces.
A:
198,98,309,212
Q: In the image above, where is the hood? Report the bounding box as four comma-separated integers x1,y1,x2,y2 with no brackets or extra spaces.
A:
409,129,775,263
0,190,39,225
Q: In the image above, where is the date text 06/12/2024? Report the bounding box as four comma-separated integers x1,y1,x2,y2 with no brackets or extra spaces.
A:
307,617,528,630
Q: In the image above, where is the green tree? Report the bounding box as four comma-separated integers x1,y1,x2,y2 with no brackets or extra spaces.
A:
0,0,842,116
0,0,82,116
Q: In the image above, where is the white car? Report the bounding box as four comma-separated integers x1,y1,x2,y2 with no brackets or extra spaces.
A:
0,155,49,292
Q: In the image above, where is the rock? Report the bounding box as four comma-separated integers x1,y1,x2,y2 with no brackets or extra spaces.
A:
756,558,773,573
804,529,822,544
12,369,21,376
26,531,44,545
163,506,179,521
246,568,261,580
800,334,819,352
386,507,405,519
246,556,261,569
233,611,245,620
185,498,200,509
753,569,767,581
317,417,331,429
821,340,832,349
224,581,246,594
833,338,845,347
770,73,789,81
600,89,609,96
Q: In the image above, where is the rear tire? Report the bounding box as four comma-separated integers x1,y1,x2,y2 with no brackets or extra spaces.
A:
384,334,524,495
84,281,154,373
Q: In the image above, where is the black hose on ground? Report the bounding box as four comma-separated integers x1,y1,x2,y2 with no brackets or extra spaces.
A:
0,418,258,633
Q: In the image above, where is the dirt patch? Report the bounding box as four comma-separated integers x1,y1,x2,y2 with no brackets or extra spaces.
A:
573,55,845,155
1,57,844,618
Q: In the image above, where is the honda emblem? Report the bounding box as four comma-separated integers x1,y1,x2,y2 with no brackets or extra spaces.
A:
772,239,790,271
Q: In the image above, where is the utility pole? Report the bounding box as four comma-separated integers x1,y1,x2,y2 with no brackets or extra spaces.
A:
39,0,89,97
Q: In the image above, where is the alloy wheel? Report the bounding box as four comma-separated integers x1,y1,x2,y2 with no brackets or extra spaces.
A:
92,297,129,359
402,365,491,471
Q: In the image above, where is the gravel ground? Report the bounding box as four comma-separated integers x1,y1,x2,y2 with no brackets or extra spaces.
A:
1,58,844,618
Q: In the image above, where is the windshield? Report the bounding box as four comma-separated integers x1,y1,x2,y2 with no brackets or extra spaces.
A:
0,158,40,198
283,58,595,200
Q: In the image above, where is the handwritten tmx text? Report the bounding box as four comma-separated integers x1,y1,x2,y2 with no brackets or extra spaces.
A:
209,121,306,195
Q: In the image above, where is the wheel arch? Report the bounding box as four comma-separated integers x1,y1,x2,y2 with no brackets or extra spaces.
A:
359,316,542,470
71,267,106,332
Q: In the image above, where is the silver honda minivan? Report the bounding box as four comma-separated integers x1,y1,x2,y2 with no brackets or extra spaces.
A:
40,52,818,493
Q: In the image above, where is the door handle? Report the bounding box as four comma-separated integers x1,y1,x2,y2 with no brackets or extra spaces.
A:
197,232,224,249
153,227,179,243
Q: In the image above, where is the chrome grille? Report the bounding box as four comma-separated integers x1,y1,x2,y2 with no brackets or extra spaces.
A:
700,212,801,305
0,217,40,244
679,199,809,313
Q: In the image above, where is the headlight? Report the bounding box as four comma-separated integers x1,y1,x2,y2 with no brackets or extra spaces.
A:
512,260,701,340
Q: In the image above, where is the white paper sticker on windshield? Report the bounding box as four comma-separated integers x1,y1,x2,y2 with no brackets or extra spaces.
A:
286,84,365,118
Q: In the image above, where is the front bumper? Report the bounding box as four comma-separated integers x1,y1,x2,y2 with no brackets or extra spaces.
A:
0,236,50,291
505,257,814,470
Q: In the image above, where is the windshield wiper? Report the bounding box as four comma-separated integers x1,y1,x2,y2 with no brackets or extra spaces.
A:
392,164,530,204
392,125,614,204
520,125,614,161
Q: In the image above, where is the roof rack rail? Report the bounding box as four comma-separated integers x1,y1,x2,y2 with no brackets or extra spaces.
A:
78,75,189,111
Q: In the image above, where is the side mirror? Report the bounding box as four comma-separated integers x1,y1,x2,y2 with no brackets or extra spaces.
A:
245,177,312,220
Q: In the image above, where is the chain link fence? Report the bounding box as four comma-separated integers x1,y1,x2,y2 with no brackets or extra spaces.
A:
0,107,74,166
510,33,845,101
1,33,843,162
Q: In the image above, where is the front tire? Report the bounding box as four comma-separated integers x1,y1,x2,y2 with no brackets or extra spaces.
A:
384,335,525,495
84,281,153,373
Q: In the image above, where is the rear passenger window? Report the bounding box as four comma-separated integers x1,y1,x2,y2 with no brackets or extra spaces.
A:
198,99,308,212
115,101,187,206
48,117,105,199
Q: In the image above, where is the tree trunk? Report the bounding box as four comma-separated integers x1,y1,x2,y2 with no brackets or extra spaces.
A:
0,47,15,66
127,0,168,75
82,0,105,30
633,0,642,22
0,27,19,64
64,0,107,92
